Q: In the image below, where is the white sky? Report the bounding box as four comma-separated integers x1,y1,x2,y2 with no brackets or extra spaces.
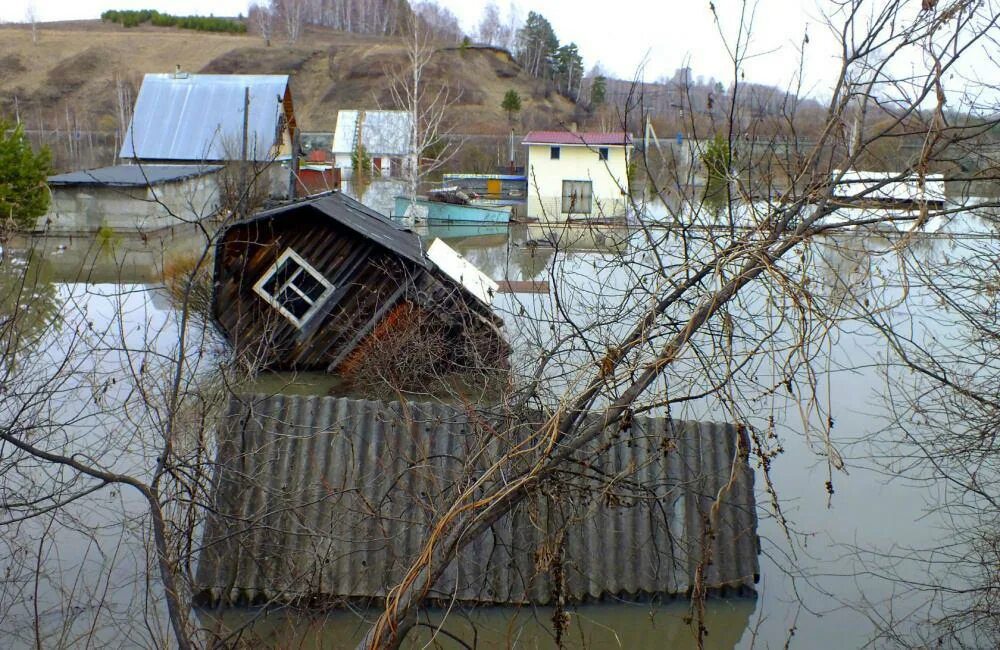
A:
1,0,989,102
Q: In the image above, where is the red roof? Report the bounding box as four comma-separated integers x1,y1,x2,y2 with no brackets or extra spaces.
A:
522,131,633,146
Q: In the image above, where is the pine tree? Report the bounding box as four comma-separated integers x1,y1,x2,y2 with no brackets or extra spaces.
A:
0,119,51,230
515,12,558,79
590,75,607,107
501,89,522,123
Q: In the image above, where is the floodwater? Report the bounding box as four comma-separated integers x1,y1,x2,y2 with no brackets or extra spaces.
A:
0,186,996,648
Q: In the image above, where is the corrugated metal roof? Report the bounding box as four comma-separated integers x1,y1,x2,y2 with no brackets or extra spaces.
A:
332,110,413,157
195,394,759,607
523,131,634,146
47,164,221,187
238,192,428,268
120,73,289,162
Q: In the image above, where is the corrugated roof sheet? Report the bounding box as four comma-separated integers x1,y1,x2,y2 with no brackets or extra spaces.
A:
195,394,759,607
332,110,413,157
120,73,289,162
239,192,428,268
523,131,634,146
47,164,221,187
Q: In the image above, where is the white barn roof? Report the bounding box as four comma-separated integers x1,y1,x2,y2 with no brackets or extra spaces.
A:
120,73,290,162
332,110,412,157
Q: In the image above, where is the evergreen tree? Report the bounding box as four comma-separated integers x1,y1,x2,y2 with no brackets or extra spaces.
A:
501,89,522,122
0,119,51,230
555,43,583,97
590,75,607,107
515,11,558,79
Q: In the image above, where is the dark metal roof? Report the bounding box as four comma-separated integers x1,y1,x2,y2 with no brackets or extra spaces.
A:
195,394,759,607
47,164,222,187
236,192,428,268
120,73,289,162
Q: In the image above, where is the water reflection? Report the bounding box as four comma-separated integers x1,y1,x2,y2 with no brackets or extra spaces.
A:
0,244,60,368
5,206,998,648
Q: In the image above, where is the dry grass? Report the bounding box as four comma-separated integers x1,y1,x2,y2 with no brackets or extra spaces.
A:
0,20,579,137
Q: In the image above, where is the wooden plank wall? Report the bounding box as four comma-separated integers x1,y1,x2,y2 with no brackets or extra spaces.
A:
214,210,416,370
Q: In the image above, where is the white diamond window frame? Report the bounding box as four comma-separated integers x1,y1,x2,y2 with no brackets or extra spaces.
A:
252,248,335,329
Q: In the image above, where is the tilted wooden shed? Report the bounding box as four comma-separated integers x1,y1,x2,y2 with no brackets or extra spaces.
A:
211,192,507,375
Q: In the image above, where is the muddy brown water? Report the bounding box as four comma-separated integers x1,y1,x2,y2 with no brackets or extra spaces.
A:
1,190,994,648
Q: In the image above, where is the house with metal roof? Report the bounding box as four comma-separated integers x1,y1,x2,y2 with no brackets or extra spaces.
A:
211,191,506,376
331,110,413,178
194,393,760,608
523,130,633,222
120,72,296,163
41,164,222,232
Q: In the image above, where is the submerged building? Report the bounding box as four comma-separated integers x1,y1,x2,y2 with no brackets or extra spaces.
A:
331,109,413,179
523,130,633,222
195,393,760,607
43,165,221,232
210,191,506,375
41,72,298,232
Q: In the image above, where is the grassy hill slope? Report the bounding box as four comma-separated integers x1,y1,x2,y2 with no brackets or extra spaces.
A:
0,20,580,140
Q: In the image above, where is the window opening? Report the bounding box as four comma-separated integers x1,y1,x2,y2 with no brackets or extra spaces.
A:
253,248,334,327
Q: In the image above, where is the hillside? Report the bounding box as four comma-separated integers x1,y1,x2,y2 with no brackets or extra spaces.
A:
0,20,581,164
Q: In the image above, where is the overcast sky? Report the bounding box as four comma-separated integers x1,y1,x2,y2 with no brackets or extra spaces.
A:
0,0,979,100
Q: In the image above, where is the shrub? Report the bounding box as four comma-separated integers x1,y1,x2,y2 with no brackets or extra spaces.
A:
100,9,247,33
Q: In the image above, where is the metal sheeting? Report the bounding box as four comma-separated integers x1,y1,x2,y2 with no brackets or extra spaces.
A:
332,110,413,157
195,394,759,607
47,164,221,187
120,74,289,162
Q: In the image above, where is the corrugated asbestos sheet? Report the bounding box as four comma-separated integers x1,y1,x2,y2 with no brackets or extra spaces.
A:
332,110,413,157
48,164,222,187
195,394,759,607
120,74,289,161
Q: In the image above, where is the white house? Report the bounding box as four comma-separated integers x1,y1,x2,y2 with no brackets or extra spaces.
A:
523,131,633,222
332,110,413,179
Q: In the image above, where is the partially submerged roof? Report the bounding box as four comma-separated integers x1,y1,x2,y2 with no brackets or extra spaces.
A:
831,169,946,204
332,110,412,157
120,73,290,162
48,164,221,187
195,394,759,607
233,192,427,267
523,131,634,146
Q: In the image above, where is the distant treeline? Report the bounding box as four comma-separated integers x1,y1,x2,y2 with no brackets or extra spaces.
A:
100,9,247,33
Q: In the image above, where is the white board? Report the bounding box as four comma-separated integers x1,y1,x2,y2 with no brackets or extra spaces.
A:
426,238,498,305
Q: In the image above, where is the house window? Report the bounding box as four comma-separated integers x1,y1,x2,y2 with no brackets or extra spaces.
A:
253,248,334,328
598,147,609,161
561,180,593,214
550,146,561,160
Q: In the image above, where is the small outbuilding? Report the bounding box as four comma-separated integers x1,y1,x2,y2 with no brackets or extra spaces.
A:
211,192,506,376
42,164,221,232
331,110,413,178
830,169,946,209
523,131,633,222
